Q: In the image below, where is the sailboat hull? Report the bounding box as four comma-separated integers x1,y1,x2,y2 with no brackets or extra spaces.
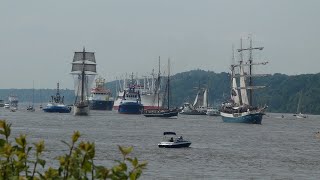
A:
73,105,89,116
220,112,264,124
143,110,178,117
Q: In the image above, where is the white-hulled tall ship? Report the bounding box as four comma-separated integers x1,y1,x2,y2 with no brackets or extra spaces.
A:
88,77,114,110
71,47,97,116
220,37,268,124
113,69,163,111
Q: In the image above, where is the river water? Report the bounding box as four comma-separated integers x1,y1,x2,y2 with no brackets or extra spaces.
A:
1,107,320,179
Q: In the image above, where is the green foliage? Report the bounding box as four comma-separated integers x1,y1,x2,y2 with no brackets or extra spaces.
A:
0,120,147,179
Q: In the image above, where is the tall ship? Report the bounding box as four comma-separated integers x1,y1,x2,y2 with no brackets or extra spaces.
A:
220,37,268,124
118,74,144,114
71,47,97,116
143,58,179,117
113,68,163,111
88,77,114,110
43,83,71,113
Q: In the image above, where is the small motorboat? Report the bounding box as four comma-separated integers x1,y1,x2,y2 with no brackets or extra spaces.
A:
4,103,10,109
158,132,191,148
10,107,17,112
293,112,307,119
27,105,35,112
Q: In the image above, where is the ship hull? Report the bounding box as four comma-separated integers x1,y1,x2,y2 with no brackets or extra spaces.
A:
118,102,143,114
158,142,191,148
220,112,264,124
43,106,71,113
113,93,162,111
143,110,178,117
73,105,89,116
89,100,114,110
180,111,207,115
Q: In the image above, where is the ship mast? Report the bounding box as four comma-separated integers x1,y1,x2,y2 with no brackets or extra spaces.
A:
237,36,264,106
157,56,161,110
167,58,170,110
81,47,86,102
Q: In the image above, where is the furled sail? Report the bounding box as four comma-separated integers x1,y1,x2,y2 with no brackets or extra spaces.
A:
239,62,249,105
193,93,199,107
71,50,97,74
231,77,240,105
203,89,208,107
73,52,96,63
71,62,96,73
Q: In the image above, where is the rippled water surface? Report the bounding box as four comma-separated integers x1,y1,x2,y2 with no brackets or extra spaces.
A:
1,108,320,179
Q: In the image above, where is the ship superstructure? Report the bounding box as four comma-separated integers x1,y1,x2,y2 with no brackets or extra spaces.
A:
113,70,163,110
88,77,114,110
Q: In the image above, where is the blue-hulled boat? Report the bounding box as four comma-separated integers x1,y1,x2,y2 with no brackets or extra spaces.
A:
118,80,143,114
43,83,71,113
220,37,268,124
220,104,265,124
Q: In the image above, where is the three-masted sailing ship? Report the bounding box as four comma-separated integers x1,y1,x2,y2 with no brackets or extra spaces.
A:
220,37,268,124
71,47,97,116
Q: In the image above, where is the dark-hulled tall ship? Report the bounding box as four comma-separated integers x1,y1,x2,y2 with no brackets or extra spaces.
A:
88,77,114,110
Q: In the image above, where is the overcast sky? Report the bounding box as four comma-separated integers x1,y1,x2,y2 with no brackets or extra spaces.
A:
1,0,319,89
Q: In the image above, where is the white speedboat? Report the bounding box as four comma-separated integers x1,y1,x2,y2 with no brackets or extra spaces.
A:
158,132,191,148
294,112,307,119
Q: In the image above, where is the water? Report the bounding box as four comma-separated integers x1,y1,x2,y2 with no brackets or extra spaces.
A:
1,108,320,179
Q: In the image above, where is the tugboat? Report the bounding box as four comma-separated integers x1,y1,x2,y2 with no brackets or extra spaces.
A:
118,73,144,114
88,77,114,110
220,37,268,124
43,83,71,113
158,132,192,148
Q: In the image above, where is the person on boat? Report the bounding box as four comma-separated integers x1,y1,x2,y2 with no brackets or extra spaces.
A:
170,137,174,142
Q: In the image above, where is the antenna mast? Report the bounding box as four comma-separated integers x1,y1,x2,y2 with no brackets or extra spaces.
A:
167,58,170,110
158,56,161,110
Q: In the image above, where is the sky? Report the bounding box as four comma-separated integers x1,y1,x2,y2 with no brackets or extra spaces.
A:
0,0,319,89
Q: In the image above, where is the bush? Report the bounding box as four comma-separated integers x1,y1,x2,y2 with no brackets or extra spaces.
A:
0,119,147,179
